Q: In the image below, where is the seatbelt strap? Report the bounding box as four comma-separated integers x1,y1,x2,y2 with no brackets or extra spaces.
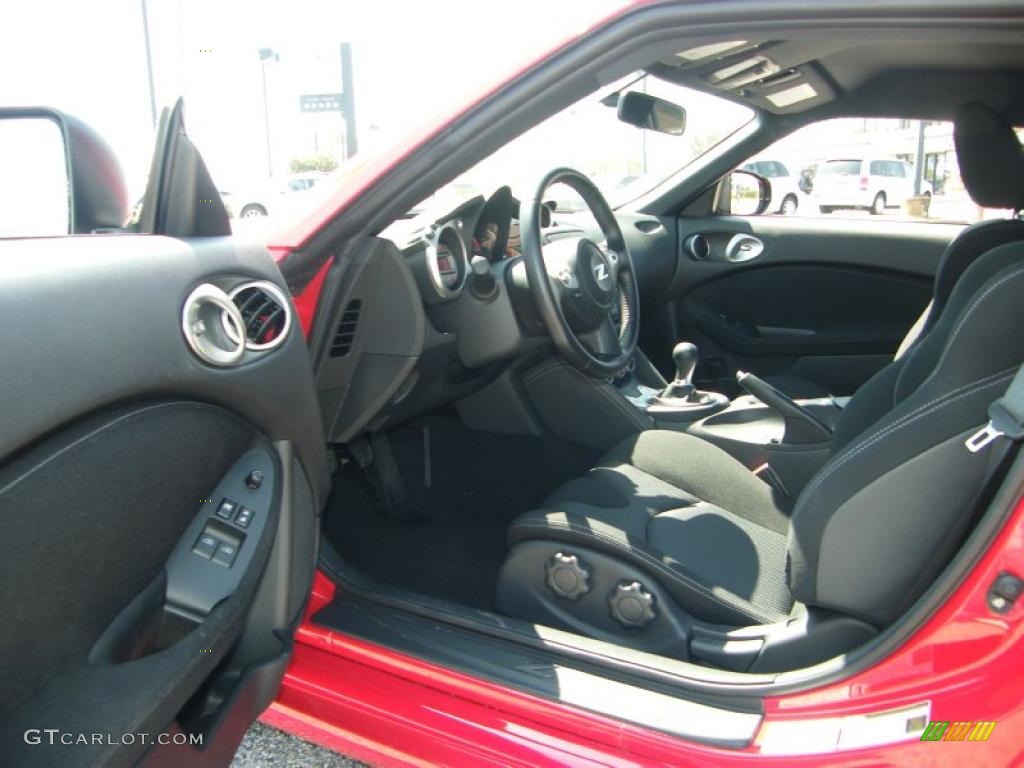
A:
965,364,1024,453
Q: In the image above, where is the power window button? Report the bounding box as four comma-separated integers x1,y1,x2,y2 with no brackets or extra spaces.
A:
212,542,239,568
234,507,254,528
215,498,238,520
193,533,218,559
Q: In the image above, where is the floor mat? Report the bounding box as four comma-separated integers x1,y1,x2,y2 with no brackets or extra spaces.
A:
323,415,598,610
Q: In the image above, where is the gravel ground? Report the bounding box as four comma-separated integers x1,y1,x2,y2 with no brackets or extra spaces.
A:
230,723,368,768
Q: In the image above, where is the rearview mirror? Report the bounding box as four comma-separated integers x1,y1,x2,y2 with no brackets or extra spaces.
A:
616,92,687,136
718,170,771,216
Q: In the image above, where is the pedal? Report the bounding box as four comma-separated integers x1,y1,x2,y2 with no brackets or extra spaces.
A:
347,437,373,469
367,432,416,521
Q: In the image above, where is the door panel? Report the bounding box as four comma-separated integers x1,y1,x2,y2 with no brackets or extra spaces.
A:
0,234,327,767
645,215,960,395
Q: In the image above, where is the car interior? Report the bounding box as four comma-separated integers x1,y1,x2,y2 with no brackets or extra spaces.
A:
3,9,1024,765
312,28,1024,679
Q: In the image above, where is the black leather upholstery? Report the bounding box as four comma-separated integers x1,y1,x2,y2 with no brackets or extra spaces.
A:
500,240,1024,634
773,103,1024,398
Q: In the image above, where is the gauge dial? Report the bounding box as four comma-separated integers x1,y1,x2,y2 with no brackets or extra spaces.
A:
415,221,468,303
436,241,458,289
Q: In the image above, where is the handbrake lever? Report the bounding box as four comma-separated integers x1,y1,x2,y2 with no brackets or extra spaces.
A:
736,370,833,444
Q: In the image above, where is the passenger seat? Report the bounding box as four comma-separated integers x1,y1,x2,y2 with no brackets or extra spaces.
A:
773,102,1024,399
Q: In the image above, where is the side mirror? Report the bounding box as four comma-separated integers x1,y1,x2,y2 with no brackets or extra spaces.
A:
717,169,771,216
0,107,128,237
616,92,687,136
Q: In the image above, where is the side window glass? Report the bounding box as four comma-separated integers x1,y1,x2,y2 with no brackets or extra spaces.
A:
735,117,1021,222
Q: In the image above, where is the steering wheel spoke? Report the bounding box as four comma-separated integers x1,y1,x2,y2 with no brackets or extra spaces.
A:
579,316,623,359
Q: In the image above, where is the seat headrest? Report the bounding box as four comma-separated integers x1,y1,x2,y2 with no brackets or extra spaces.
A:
954,103,1024,211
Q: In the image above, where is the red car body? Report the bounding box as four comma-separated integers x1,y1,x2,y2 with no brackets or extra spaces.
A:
258,3,1024,764
263,504,1024,767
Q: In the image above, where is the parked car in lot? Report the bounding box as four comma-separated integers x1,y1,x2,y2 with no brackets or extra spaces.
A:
815,157,931,214
3,3,1024,768
741,158,806,214
223,172,332,219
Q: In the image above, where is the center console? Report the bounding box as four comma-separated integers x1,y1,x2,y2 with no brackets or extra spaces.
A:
617,341,729,423
461,341,845,499
611,341,844,497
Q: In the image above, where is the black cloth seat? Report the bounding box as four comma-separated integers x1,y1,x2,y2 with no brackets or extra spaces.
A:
771,103,1024,399
498,103,1024,640
509,430,796,625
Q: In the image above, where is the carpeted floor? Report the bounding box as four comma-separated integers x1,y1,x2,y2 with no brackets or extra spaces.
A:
323,415,598,610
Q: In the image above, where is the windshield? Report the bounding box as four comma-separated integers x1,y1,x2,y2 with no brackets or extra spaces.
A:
417,74,754,216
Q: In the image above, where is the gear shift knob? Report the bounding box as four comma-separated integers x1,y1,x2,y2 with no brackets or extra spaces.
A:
672,342,698,385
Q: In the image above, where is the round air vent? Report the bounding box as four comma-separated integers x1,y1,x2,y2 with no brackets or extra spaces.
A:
181,283,247,367
686,233,710,260
222,280,292,351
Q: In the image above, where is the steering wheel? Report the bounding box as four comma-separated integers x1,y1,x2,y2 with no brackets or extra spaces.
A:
520,168,639,377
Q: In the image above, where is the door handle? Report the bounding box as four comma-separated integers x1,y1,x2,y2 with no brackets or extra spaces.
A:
725,234,764,262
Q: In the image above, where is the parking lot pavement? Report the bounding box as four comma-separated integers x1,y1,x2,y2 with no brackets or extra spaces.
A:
231,723,367,767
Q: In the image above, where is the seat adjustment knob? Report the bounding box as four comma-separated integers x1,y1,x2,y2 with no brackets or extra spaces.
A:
545,552,591,600
609,581,657,628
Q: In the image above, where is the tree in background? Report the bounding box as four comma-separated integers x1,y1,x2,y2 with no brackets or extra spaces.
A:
289,155,338,173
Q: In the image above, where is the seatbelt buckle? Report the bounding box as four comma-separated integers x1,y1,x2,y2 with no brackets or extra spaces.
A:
966,422,1005,453
967,365,1024,453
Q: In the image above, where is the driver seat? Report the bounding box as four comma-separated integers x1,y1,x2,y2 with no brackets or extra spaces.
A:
495,107,1024,671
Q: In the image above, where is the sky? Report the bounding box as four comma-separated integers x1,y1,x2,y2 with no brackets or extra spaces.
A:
1,4,1011,233
0,0,628,199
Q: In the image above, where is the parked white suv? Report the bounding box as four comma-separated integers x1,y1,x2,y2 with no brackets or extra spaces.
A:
814,158,931,215
740,158,805,215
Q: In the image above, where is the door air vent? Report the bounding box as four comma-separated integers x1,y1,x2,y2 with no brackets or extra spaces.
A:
224,281,292,351
182,283,246,367
330,299,362,357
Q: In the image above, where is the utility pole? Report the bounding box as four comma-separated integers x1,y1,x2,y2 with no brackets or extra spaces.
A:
259,48,277,177
141,0,157,128
340,43,357,159
913,120,926,195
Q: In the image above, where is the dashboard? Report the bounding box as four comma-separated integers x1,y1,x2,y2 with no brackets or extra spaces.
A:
401,189,562,306
314,185,675,444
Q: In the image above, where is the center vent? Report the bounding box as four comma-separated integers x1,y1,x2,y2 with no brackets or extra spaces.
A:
224,281,292,351
330,299,362,357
